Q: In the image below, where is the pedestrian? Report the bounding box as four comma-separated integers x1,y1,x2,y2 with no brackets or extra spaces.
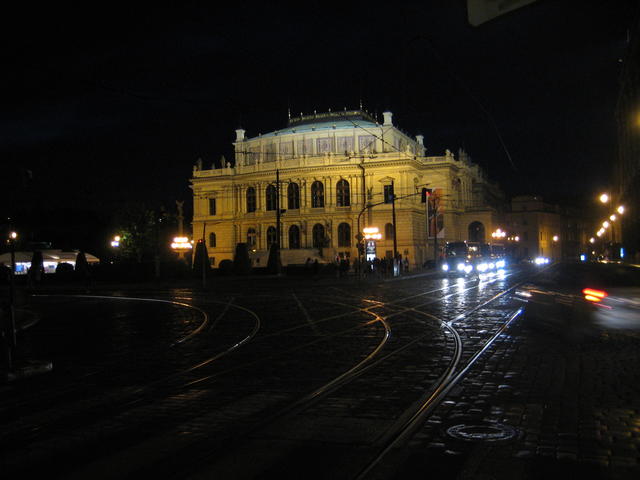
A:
313,259,319,279
403,256,409,273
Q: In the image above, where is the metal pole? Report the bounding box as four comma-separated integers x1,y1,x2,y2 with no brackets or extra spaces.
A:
6,238,17,370
391,180,398,259
433,198,438,265
276,169,281,248
201,222,206,288
276,169,282,275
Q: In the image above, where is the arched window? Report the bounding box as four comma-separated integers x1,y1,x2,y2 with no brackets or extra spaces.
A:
468,221,485,243
385,223,394,240
288,182,300,210
338,223,351,247
312,223,325,248
209,232,217,248
246,187,256,213
289,225,300,249
311,181,324,208
336,179,350,207
247,228,257,248
266,185,277,211
267,226,277,247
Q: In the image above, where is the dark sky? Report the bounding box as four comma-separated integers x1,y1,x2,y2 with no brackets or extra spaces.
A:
2,1,638,220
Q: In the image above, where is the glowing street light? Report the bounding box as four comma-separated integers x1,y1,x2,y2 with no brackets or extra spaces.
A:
602,221,610,229
171,236,193,252
9,231,17,240
589,237,595,244
552,235,559,242
491,228,506,239
609,214,617,222
599,193,609,203
617,205,625,215
111,235,121,247
363,227,382,240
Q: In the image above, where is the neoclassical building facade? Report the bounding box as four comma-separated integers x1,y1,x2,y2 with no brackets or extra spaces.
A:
191,110,504,268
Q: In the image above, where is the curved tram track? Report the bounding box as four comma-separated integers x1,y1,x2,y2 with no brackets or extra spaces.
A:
1,268,532,478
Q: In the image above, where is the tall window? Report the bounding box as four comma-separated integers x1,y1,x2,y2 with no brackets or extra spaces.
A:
385,223,394,240
209,198,216,215
209,232,217,248
289,225,300,249
336,179,350,207
267,226,277,247
312,223,325,248
288,182,300,210
246,187,256,213
266,185,277,211
384,184,394,204
247,228,257,248
311,181,324,208
338,223,351,247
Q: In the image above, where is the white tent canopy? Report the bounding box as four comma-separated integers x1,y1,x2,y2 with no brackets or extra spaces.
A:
0,250,99,275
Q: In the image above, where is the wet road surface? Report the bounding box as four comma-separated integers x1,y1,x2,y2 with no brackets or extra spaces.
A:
1,267,638,479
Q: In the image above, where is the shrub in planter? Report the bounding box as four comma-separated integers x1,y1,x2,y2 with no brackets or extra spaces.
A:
218,259,233,275
233,243,251,275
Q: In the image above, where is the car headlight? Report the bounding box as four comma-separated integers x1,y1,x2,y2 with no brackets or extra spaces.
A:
464,265,473,274
457,263,465,271
477,263,487,272
441,263,449,271
496,260,505,268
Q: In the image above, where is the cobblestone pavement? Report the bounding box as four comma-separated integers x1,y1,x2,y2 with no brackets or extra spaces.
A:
2,267,637,479
373,308,640,479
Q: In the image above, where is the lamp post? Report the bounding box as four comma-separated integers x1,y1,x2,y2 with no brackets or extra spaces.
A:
4,231,18,370
596,192,626,259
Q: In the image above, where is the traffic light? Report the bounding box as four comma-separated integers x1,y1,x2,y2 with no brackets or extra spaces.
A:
421,188,432,203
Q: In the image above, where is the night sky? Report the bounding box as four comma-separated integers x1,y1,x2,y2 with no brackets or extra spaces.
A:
2,1,638,246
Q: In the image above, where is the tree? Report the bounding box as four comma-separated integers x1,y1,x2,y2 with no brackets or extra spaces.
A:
233,243,251,275
29,250,44,285
113,204,158,263
192,240,211,278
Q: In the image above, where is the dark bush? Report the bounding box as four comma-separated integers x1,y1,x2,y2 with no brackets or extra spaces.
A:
218,259,233,275
267,243,281,274
192,241,211,278
233,243,251,275
55,262,75,280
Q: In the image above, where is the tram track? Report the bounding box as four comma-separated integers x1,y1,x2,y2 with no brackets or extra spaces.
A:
1,268,535,478
115,274,530,479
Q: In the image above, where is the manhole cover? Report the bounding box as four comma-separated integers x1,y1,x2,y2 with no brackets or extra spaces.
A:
446,423,517,443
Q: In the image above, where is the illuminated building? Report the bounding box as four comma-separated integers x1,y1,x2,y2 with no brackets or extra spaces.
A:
505,195,590,261
191,109,504,268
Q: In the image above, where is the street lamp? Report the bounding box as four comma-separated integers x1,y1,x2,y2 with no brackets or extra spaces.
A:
171,236,193,252
491,228,507,239
599,193,609,203
111,235,121,248
552,235,559,242
617,205,625,215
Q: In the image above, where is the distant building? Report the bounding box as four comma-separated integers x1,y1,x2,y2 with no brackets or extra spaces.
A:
191,110,504,268
505,195,590,261
615,9,640,260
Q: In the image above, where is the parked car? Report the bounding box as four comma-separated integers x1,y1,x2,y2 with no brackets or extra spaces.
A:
514,262,640,340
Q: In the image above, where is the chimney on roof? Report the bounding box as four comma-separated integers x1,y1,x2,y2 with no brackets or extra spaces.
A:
383,111,393,126
235,128,246,142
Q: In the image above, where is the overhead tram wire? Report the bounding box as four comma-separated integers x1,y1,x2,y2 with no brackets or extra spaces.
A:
408,34,519,173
